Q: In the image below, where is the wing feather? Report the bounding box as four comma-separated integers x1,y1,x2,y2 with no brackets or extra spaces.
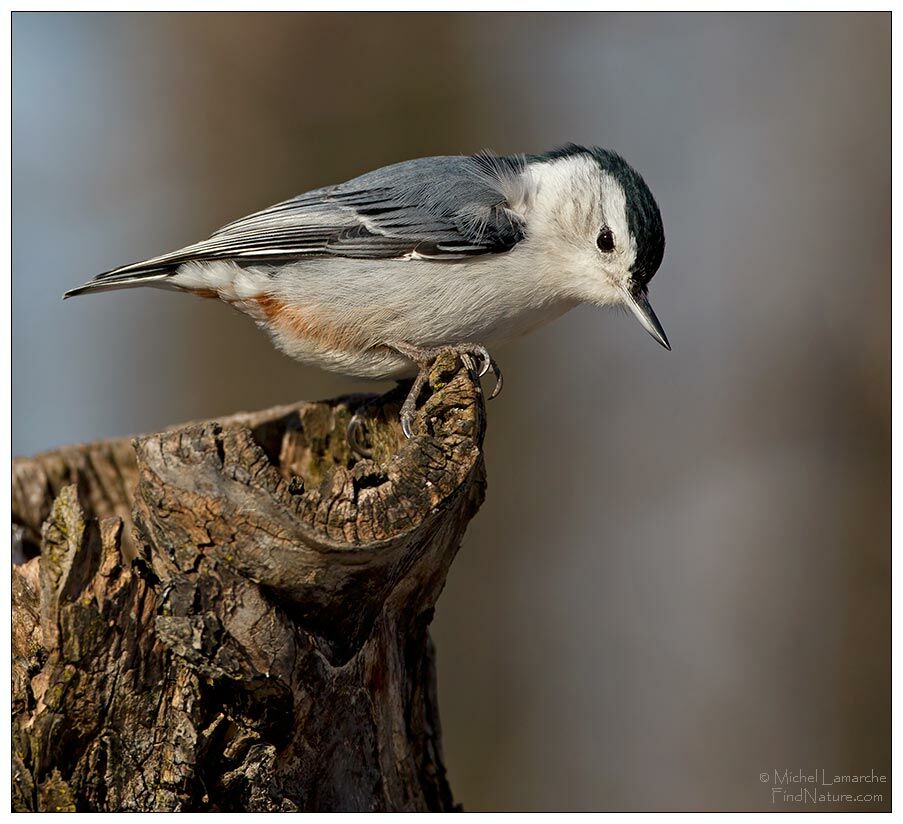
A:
93,152,528,282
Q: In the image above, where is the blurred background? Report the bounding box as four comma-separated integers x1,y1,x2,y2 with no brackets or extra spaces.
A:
12,12,890,811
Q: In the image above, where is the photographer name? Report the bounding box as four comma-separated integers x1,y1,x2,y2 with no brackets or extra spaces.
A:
771,769,886,786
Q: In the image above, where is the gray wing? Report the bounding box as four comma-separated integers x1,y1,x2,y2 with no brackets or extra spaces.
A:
95,153,528,281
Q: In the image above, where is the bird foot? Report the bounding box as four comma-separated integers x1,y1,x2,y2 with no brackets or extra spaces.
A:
388,342,503,439
346,412,374,458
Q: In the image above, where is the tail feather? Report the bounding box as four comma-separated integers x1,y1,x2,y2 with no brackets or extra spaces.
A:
63,263,177,299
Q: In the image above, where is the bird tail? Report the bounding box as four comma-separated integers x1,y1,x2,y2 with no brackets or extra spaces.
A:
63,261,179,299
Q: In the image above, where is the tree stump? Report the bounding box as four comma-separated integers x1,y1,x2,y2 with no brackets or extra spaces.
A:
11,354,486,812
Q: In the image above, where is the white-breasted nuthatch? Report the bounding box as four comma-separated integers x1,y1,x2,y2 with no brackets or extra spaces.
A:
66,144,668,441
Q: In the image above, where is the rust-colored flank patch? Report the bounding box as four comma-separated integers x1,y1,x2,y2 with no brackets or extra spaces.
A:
189,288,220,300
253,294,364,352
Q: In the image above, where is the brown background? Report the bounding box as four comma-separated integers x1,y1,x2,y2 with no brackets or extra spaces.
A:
12,12,890,811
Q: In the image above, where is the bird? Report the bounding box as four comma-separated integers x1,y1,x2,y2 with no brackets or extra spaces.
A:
65,144,669,447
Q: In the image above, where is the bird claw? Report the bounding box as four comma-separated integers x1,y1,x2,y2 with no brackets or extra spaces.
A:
397,368,429,440
487,361,503,399
401,411,414,440
465,345,492,378
346,411,374,458
389,341,502,439
465,347,503,400
455,346,501,397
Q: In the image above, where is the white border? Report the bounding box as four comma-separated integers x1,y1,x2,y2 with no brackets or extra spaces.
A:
4,5,893,819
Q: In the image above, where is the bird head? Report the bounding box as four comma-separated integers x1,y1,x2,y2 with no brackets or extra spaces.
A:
528,145,669,350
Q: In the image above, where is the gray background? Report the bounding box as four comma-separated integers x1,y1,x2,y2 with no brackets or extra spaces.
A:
13,12,890,811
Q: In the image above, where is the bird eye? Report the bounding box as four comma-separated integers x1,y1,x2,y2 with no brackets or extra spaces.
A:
596,226,615,253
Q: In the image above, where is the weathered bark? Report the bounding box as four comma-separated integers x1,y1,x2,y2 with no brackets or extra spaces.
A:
11,354,486,812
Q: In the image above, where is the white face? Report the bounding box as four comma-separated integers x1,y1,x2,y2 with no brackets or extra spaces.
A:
521,154,638,307
518,151,670,349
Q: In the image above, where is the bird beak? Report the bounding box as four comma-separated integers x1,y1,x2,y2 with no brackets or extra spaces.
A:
621,287,671,350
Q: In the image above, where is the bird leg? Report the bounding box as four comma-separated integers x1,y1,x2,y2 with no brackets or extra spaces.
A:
387,341,503,439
